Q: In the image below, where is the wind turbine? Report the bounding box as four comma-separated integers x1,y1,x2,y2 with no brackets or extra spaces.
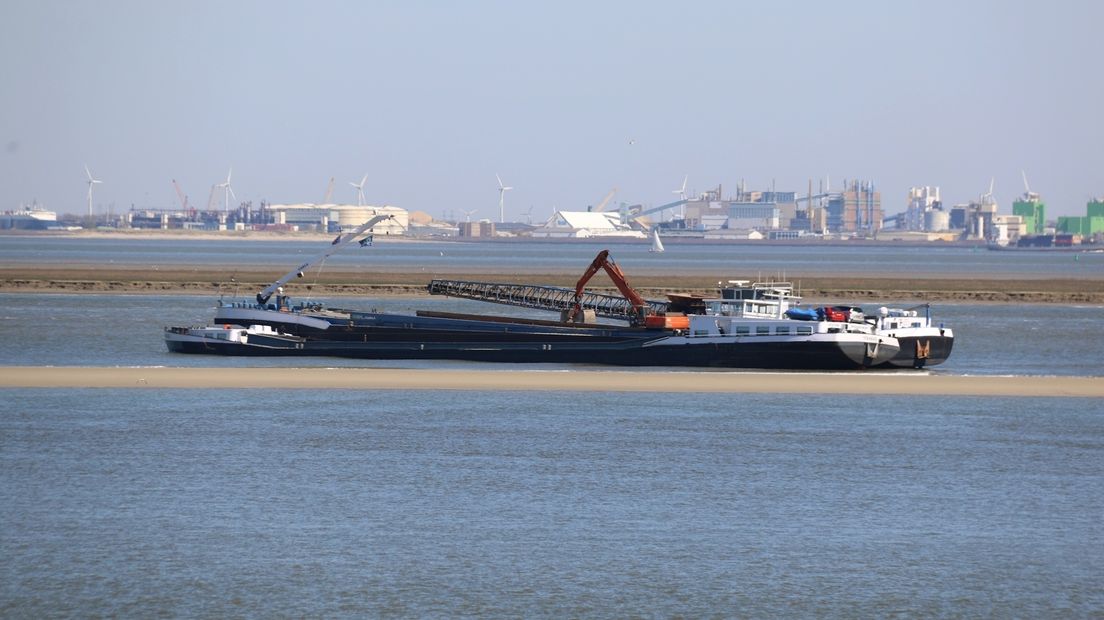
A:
462,209,477,222
496,173,512,223
672,175,688,201
217,168,236,212
84,165,102,219
671,175,688,220
981,177,995,205
1021,170,1040,201
349,174,367,206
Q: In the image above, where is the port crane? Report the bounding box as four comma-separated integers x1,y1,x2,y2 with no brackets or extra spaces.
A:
172,179,190,212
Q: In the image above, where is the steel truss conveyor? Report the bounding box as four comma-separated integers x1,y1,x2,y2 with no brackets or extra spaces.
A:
426,279,669,322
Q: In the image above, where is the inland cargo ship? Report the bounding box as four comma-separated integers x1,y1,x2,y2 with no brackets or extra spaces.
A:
162,217,951,370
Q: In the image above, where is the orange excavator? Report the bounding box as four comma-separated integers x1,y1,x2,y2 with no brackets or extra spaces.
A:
566,250,689,330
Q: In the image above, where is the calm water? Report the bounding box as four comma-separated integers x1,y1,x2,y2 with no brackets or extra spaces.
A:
2,293,1102,377
2,235,1103,277
2,238,1102,616
2,389,1102,617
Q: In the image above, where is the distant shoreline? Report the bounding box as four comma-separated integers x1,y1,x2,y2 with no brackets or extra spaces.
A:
2,230,1101,304
5,228,1102,250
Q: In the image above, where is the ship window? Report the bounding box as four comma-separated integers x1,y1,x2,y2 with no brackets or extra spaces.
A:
755,325,770,335
735,325,750,336
694,330,709,337
775,326,791,335
797,326,813,335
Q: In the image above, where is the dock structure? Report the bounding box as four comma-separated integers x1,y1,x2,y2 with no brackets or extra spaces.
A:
426,279,669,322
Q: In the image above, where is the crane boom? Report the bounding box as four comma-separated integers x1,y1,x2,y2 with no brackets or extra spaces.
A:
591,188,617,212
206,184,220,211
172,179,189,210
255,214,394,306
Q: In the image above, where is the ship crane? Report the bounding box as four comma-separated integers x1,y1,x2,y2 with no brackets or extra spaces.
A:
255,214,394,307
566,250,650,325
567,250,689,328
427,251,692,328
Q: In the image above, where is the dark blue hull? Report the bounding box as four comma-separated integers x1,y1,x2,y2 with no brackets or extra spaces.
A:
168,307,899,369
167,330,888,370
875,335,954,368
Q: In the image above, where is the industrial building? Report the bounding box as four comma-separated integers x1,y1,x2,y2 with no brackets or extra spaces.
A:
531,211,646,238
1012,190,1046,236
949,185,999,241
1056,198,1104,237
904,186,944,232
458,221,496,237
680,186,796,233
826,181,882,235
265,204,408,235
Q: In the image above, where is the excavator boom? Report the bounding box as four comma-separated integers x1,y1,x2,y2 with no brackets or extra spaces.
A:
569,250,650,324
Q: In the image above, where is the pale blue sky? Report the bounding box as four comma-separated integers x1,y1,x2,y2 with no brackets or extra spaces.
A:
2,0,1101,220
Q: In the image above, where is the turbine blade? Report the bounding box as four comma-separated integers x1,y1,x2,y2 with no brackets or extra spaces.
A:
228,185,237,201
84,165,93,181
496,173,504,188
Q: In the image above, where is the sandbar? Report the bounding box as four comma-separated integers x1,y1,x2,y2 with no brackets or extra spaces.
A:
2,266,1102,304
1,366,1101,397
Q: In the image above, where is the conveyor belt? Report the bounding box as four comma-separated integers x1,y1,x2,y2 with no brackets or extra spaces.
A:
427,279,669,321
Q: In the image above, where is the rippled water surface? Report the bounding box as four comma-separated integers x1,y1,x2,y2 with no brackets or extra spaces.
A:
2,389,1102,617
2,293,1102,376
2,237,1102,616
2,235,1103,277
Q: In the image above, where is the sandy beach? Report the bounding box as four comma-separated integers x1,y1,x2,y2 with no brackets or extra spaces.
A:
2,366,1101,397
